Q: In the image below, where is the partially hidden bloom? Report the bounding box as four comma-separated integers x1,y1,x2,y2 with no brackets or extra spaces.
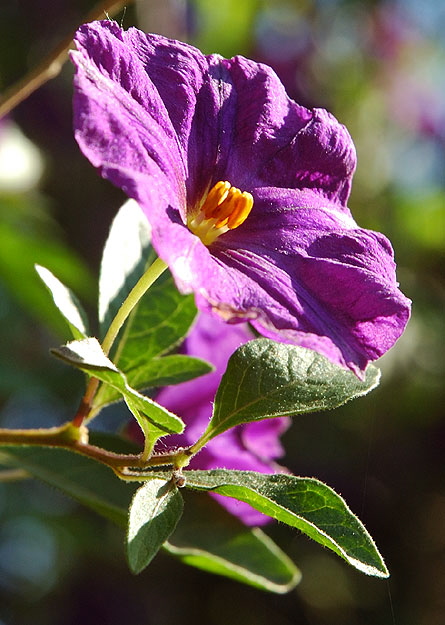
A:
71,21,411,375
151,312,290,526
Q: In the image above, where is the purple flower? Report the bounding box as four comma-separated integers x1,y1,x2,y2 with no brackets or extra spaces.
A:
71,21,411,375
154,313,290,526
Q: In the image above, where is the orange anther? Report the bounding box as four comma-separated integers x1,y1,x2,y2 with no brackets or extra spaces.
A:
188,181,254,245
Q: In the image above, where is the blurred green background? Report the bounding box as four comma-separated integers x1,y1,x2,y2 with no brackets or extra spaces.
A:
0,0,444,623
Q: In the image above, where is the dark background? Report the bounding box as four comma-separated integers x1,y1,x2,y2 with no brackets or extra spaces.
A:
0,1,444,623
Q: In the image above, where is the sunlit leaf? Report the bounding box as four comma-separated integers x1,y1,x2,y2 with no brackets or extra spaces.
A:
200,339,380,444
184,470,389,578
35,264,89,339
98,198,152,336
0,445,300,593
51,337,184,435
94,354,213,409
113,275,197,367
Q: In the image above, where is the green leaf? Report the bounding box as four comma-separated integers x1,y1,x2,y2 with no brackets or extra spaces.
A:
124,395,169,458
97,197,197,359
51,337,184,436
98,198,152,336
127,479,184,574
165,493,301,593
0,446,298,593
94,354,213,410
93,274,200,410
201,339,380,443
0,445,134,526
94,199,201,410
184,470,389,578
114,275,198,367
35,264,89,339
126,354,213,391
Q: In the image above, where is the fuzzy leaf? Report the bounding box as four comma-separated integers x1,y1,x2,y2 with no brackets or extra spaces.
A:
51,337,184,435
94,354,213,409
0,445,299,593
184,470,389,578
114,275,197,367
97,198,197,359
127,479,184,574
98,199,152,336
201,340,380,444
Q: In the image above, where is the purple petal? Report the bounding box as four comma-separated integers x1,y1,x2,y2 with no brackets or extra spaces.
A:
72,22,187,217
241,418,290,460
158,185,410,373
216,56,356,207
123,27,227,208
190,198,410,374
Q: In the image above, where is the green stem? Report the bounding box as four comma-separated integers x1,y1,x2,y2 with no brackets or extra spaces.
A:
0,422,88,446
102,257,168,356
182,430,213,461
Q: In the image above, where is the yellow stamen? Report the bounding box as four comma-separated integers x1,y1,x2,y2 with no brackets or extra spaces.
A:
227,192,254,229
201,181,231,218
188,180,254,246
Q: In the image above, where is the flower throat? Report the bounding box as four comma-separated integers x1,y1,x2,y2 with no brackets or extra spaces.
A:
187,181,253,245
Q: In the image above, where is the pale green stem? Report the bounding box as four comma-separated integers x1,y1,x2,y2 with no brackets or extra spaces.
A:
177,417,223,463
167,426,217,470
72,256,168,426
102,257,168,356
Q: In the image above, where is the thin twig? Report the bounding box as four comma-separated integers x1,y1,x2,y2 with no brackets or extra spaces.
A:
0,469,31,482
0,422,185,473
0,0,132,118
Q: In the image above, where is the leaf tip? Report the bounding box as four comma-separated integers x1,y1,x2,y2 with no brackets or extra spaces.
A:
347,555,389,579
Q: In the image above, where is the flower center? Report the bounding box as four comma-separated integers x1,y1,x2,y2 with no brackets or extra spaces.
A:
187,181,254,245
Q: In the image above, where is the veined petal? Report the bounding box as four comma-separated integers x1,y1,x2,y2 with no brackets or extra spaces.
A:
72,21,187,217
182,200,410,374
212,57,356,209
123,28,228,208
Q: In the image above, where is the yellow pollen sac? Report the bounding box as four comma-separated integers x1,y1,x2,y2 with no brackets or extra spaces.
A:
188,181,254,246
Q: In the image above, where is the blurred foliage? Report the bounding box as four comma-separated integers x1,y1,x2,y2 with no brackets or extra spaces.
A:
0,0,444,624
190,0,260,56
